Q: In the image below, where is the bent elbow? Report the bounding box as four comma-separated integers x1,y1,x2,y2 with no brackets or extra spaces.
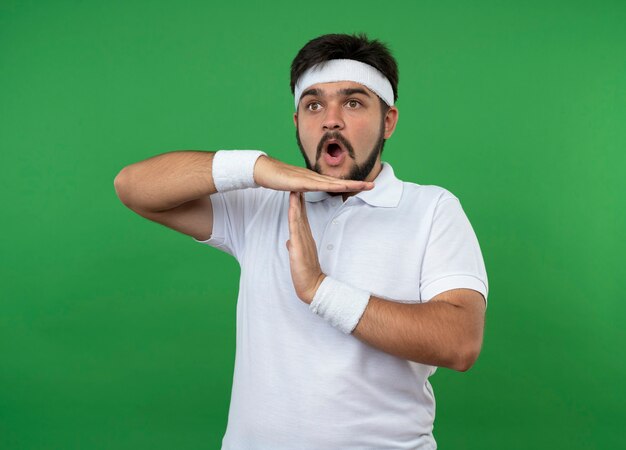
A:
452,354,477,372
450,344,482,372
113,167,135,207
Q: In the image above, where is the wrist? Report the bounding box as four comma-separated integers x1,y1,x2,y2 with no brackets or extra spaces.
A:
309,276,371,334
212,150,267,192
303,273,327,304
251,154,268,186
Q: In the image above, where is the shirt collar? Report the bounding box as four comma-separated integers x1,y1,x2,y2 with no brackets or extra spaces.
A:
304,162,404,208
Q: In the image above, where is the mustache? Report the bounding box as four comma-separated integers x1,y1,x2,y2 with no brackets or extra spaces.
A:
316,131,355,161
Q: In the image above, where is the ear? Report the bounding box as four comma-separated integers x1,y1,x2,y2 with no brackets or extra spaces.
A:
383,106,399,139
293,112,298,127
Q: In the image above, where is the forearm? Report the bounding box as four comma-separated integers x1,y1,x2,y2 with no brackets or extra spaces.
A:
114,150,217,212
352,292,485,371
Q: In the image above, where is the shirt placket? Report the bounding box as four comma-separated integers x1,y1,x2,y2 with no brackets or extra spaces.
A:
318,197,352,276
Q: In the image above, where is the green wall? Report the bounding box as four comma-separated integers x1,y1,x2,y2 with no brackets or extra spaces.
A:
2,0,624,448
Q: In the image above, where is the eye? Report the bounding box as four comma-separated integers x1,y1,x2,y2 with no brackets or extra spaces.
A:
306,101,322,111
346,99,361,109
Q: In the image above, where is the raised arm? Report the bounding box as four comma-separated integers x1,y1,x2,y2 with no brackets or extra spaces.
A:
113,151,374,241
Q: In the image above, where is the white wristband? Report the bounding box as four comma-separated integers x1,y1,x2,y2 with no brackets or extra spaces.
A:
212,150,267,192
310,276,371,334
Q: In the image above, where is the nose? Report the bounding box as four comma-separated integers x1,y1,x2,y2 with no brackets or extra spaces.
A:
322,103,344,131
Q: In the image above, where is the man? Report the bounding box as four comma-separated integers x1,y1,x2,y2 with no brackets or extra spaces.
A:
114,33,488,449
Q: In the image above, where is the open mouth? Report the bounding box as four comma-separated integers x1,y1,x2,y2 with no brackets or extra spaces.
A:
323,140,348,166
327,142,343,157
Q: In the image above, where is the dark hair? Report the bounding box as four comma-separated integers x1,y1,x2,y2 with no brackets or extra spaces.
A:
290,33,399,104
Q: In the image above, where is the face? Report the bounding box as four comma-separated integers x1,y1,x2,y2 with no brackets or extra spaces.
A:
294,81,398,182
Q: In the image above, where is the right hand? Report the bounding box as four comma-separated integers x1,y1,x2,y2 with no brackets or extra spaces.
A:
253,155,374,193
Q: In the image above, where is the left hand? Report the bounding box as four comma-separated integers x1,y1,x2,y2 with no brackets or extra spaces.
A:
286,191,326,304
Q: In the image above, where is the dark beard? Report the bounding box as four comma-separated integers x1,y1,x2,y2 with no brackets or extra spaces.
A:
296,119,386,182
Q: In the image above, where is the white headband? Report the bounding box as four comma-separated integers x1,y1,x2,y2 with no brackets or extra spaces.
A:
293,59,395,110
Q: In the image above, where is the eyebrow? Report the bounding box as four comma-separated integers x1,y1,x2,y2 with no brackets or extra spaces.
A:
300,87,372,100
338,87,372,97
301,88,322,99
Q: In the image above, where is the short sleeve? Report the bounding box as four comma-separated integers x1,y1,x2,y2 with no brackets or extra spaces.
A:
192,187,269,261
419,194,489,306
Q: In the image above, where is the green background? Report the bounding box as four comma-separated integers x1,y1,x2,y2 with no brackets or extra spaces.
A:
2,0,624,448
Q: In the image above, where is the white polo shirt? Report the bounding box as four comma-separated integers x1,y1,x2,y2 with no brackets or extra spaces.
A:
194,162,488,450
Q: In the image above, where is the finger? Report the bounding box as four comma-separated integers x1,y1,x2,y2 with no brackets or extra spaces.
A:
291,191,302,220
288,192,300,238
298,192,307,220
302,179,375,193
318,181,375,192
296,196,317,252
287,167,375,191
312,175,374,189
296,193,314,235
302,170,375,188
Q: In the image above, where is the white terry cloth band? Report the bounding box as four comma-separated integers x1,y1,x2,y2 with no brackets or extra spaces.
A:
294,59,395,110
212,150,267,192
310,276,371,334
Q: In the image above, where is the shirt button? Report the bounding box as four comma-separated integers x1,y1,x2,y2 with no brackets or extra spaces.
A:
327,244,334,251
331,219,339,225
